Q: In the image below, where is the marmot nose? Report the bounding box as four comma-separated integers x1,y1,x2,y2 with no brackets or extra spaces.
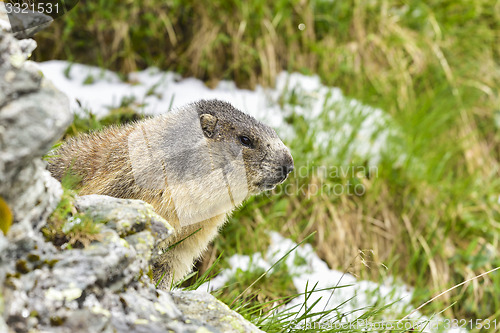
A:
281,164,294,176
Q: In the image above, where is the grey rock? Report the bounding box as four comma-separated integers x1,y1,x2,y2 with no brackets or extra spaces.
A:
74,194,174,267
0,79,71,171
171,290,265,333
1,195,226,333
4,160,63,232
75,194,174,242
9,11,53,39
2,191,261,332
0,32,40,106
0,232,7,255
0,314,6,333
0,29,72,230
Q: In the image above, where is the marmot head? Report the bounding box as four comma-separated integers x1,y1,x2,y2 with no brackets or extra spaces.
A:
127,99,293,225
195,99,294,195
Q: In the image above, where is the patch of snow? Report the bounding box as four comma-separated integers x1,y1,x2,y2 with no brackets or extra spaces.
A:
204,253,271,292
37,61,285,129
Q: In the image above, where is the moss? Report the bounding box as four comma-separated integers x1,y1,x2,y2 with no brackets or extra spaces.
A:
26,253,40,262
3,277,16,289
45,259,59,269
5,272,21,279
0,196,13,235
49,316,65,326
15,259,30,274
43,188,103,249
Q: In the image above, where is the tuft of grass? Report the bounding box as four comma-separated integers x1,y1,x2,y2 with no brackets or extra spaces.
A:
64,108,102,138
43,172,102,248
44,104,146,248
63,105,145,139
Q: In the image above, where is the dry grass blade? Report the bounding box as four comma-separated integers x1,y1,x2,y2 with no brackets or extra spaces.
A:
399,266,500,322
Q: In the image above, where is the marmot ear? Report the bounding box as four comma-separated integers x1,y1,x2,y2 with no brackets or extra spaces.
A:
200,114,218,138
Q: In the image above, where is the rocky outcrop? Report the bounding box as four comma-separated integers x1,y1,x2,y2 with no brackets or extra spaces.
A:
0,25,71,233
0,19,73,331
0,19,263,333
2,194,263,332
2,192,264,332
171,290,264,333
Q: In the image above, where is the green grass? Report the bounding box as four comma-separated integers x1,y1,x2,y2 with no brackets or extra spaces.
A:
36,0,500,328
43,186,103,249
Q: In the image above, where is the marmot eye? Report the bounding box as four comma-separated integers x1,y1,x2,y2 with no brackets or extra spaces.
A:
239,135,254,148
